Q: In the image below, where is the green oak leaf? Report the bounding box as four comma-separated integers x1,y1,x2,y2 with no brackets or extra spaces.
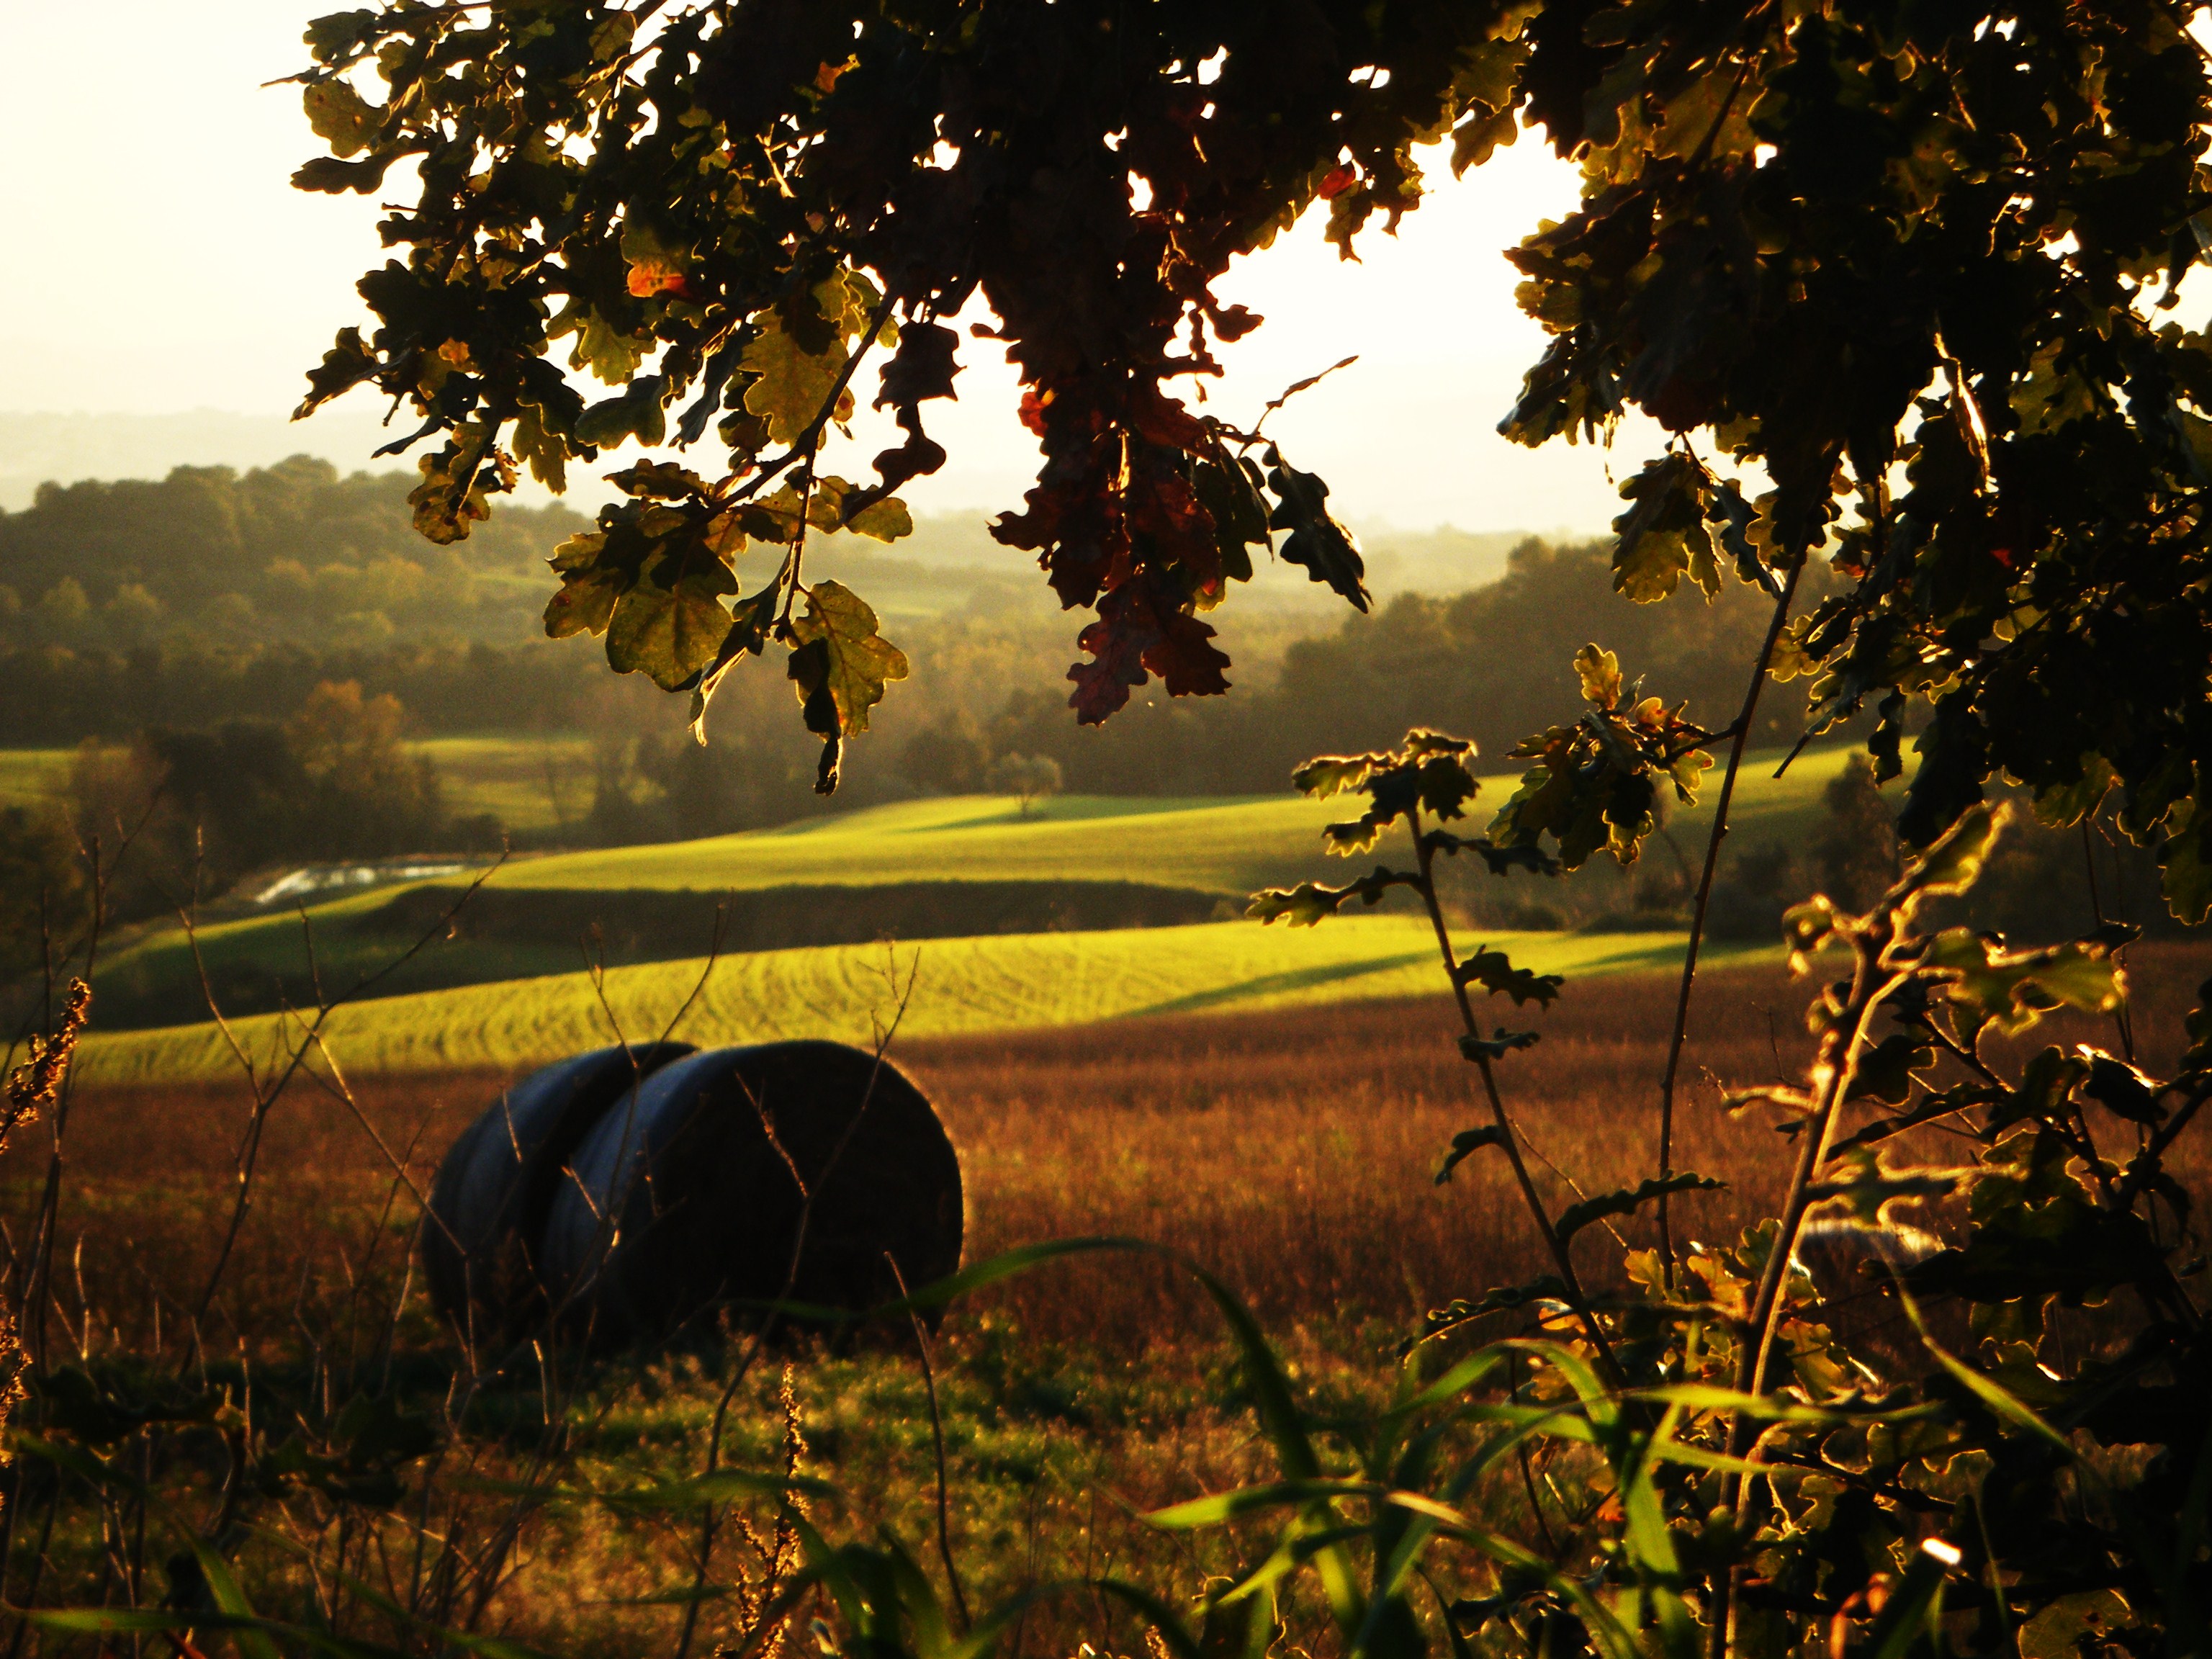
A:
1264,446,1370,611
406,427,513,545
302,78,379,158
844,494,913,543
2159,801,2212,925
575,374,667,449
786,580,909,739
1908,801,2005,898
1291,754,1383,799
1611,452,1720,603
1457,1028,1540,1061
558,305,649,387
1574,644,1622,709
1246,866,1411,927
1555,1172,1723,1248
544,568,621,639
741,276,885,449
1193,451,1271,586
292,154,392,194
1455,947,1565,1008
1804,1146,1963,1227
1847,1033,1936,1105
744,312,846,446
606,555,737,691
511,404,567,494
1246,882,1346,927
1434,1125,1508,1184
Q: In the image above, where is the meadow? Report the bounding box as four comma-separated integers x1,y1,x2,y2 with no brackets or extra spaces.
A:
470,745,1859,896
73,914,1768,1085
12,942,2207,1658
9,737,2139,1658
60,747,1862,1076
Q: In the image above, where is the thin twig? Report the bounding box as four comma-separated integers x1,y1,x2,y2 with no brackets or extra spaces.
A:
184,855,506,1359
886,1254,970,1630
1655,561,1803,1285
1709,912,1910,1659
1409,805,1624,1388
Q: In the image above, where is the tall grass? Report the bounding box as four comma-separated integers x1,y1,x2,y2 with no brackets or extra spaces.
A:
30,945,2209,1364
6,946,2204,1658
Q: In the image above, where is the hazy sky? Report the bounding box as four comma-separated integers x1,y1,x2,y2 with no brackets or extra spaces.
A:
0,1,1657,533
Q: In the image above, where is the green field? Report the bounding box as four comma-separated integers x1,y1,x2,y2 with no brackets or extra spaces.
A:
72,916,1769,1085
487,745,1860,894
0,737,593,832
41,746,1859,1082
418,734,593,833
0,747,71,806
67,747,1859,1051
84,791,1355,1033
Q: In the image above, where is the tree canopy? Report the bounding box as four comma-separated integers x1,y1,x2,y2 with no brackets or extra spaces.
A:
297,0,2212,914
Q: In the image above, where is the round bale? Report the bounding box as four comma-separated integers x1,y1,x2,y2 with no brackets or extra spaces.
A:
423,1042,696,1338
536,1041,963,1349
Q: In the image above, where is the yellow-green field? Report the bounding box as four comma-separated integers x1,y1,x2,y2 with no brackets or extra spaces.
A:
488,745,1859,894
0,747,71,805
84,747,1856,1024
71,916,1769,1085
40,747,1855,1084
418,734,593,833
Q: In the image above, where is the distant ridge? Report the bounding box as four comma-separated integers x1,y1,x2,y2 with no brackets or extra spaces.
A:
0,410,1562,602
0,409,418,511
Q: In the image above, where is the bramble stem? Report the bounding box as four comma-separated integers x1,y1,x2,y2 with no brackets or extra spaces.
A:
1656,562,1802,1285
1709,919,1904,1659
1410,808,1624,1388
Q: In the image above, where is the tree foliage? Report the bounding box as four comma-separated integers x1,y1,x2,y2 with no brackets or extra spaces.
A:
297,0,2212,907
269,2,2212,1654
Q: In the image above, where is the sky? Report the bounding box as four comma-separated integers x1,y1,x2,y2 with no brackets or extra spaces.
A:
0,1,1658,533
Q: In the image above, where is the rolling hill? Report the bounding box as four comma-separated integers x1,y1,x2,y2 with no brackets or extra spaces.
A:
69,748,1858,1035
71,916,1767,1086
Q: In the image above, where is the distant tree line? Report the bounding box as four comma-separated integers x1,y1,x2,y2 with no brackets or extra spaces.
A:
0,680,487,974
897,539,1853,798
0,457,583,652
0,639,595,747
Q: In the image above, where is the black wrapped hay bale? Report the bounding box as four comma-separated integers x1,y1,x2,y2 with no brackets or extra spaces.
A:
536,1042,964,1348
423,1041,695,1336
422,1043,960,1354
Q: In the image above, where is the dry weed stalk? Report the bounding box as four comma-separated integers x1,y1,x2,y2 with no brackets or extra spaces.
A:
0,979,91,1509
2,979,89,1145
721,1365,810,1659
1071,1627,1177,1659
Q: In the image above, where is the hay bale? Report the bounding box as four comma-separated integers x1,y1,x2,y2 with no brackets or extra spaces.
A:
536,1041,964,1349
423,1042,695,1338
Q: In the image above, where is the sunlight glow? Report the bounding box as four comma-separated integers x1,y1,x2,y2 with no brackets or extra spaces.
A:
0,1,1644,535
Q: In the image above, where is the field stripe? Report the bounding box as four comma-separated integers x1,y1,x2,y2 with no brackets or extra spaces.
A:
73,917,1773,1086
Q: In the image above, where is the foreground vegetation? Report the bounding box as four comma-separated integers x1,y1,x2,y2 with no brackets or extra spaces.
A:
22,953,2206,1658
11,0,2212,1651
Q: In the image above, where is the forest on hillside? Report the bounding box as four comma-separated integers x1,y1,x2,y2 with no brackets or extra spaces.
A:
0,453,1874,936
0,462,1861,942
0,459,1817,795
